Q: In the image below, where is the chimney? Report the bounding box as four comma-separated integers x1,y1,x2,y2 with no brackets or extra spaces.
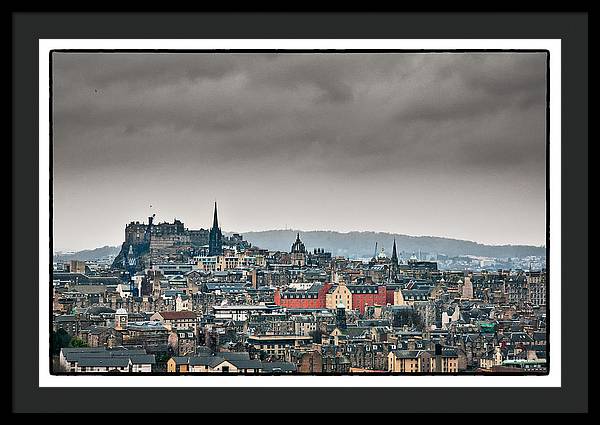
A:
251,269,257,289
274,288,281,306
435,343,442,372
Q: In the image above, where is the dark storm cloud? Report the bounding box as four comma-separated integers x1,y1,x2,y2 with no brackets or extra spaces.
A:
54,52,546,174
395,54,546,123
52,52,547,250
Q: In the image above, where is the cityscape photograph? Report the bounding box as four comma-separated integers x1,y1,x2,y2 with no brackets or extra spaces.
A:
51,51,548,375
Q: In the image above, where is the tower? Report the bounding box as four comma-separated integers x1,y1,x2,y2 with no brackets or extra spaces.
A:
290,233,306,267
390,238,399,281
208,202,223,256
125,244,137,294
336,303,347,330
114,308,128,331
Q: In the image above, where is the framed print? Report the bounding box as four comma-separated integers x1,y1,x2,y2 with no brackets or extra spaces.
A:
12,11,588,414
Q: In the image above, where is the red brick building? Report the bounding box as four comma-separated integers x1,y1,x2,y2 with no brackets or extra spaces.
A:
347,285,387,315
274,283,332,309
275,282,389,315
385,283,403,305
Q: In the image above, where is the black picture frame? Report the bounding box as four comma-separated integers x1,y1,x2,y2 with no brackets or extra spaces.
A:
12,11,588,414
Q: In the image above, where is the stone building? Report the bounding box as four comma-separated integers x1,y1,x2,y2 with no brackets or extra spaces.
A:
290,233,307,267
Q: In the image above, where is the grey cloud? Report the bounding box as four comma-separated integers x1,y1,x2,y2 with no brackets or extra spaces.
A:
52,52,547,250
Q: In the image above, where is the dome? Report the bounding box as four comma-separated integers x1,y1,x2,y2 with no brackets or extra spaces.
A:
115,308,128,315
291,233,306,254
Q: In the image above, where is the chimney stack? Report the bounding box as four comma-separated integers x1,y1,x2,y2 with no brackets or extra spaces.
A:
435,343,442,372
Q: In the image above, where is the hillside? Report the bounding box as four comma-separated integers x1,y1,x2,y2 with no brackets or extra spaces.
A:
53,230,545,263
238,230,545,259
53,245,120,262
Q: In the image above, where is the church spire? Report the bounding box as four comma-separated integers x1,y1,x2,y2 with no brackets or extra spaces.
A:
390,238,399,282
208,202,223,256
212,202,219,229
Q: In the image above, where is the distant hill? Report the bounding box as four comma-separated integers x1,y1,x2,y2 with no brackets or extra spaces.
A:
53,245,120,262
238,230,546,259
53,230,545,263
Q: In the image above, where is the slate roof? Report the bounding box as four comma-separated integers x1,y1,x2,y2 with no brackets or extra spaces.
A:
392,350,422,359
55,315,78,322
225,358,263,370
53,273,123,285
440,348,459,357
188,356,215,366
342,327,371,339
171,356,191,365
62,347,150,365
357,319,391,327
346,285,383,294
392,347,458,359
508,332,534,343
130,354,156,365
77,357,130,368
306,282,324,293
262,362,297,373
221,352,251,361
157,311,197,320
86,306,116,315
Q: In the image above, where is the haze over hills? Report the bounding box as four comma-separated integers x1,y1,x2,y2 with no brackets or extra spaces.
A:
53,230,545,262
53,245,120,263
240,230,546,259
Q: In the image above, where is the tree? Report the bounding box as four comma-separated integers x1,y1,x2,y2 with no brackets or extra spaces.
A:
155,352,171,366
69,337,88,348
309,329,323,344
52,328,72,355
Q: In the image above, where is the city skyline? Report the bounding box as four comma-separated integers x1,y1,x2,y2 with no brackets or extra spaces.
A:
52,52,547,251
53,216,547,254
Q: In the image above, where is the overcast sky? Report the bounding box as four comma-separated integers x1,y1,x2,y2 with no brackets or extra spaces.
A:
52,52,547,252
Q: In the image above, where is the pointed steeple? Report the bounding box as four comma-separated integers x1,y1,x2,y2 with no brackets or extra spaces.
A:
291,232,306,254
389,238,399,282
391,238,398,265
208,202,223,256
212,202,219,229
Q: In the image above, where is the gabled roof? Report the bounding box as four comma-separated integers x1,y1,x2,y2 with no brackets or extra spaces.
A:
226,358,263,370
171,356,190,365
